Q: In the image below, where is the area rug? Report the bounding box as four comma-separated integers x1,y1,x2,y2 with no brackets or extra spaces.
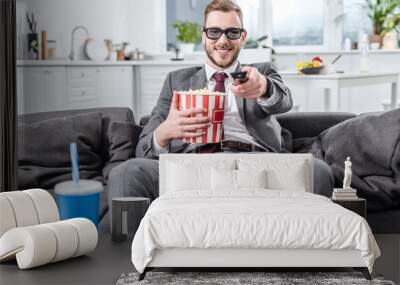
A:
116,271,396,285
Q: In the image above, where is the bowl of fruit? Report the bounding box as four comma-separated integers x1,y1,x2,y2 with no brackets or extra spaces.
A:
296,56,324,75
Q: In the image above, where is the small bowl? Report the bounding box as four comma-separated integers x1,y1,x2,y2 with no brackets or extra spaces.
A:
300,66,324,75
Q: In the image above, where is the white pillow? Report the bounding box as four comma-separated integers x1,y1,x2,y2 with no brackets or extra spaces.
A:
211,168,236,190
236,169,267,189
238,159,310,192
167,162,209,191
266,162,308,191
211,168,267,190
167,161,235,192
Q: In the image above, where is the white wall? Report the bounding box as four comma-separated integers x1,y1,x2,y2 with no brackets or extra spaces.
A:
126,0,166,54
16,0,165,59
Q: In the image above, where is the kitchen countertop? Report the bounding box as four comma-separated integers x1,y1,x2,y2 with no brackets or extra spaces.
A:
16,59,204,66
16,48,400,66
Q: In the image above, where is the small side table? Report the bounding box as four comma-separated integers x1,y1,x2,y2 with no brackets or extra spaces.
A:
112,197,150,242
331,198,366,219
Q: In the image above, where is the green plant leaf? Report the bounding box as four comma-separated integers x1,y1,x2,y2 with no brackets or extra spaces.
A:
366,0,400,36
173,21,201,43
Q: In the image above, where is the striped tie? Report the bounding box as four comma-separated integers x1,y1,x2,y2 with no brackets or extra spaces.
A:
212,72,227,92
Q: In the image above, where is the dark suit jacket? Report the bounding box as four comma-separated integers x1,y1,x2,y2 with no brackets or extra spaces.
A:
136,62,292,159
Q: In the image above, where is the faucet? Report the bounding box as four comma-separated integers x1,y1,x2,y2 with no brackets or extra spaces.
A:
68,25,90,60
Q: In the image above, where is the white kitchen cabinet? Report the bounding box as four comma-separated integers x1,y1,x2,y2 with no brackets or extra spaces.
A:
96,66,133,109
17,64,135,115
135,64,194,119
19,66,67,114
67,66,134,110
66,67,98,109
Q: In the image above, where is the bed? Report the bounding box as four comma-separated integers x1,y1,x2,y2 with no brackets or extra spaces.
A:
131,153,380,280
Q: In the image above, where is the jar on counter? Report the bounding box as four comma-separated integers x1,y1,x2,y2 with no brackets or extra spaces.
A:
47,40,57,59
110,44,120,61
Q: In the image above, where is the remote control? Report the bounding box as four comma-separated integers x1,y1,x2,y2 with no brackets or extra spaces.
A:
230,71,248,83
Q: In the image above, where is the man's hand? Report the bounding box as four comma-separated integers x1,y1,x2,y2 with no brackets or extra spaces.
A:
230,66,268,99
155,93,211,148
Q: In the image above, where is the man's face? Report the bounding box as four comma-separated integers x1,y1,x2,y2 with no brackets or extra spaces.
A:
202,11,247,69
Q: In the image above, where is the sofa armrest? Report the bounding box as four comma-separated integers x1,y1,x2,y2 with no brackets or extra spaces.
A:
276,112,356,139
140,115,151,126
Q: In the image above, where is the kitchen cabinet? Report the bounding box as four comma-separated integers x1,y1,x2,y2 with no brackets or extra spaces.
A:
19,66,67,114
135,64,194,119
96,66,133,109
67,67,98,109
17,65,135,115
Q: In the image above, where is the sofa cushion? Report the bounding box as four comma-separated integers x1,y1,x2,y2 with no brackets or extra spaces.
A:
18,107,135,162
108,122,142,163
292,137,317,153
310,109,400,211
18,112,103,189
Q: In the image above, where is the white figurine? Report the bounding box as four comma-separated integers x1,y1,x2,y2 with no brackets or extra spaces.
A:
343,157,353,189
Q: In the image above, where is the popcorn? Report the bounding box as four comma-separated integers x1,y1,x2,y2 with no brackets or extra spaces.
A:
175,89,227,144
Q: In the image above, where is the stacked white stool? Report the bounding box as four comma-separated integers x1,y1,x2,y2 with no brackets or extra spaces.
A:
0,189,97,269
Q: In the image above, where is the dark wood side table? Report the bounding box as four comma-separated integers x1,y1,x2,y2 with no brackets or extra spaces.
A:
331,198,366,218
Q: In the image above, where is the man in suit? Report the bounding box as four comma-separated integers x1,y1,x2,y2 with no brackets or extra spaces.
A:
107,0,334,212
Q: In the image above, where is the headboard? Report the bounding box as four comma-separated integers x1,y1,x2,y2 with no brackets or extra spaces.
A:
159,153,314,195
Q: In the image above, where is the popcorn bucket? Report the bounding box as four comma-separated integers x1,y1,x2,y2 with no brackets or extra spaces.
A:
175,90,226,144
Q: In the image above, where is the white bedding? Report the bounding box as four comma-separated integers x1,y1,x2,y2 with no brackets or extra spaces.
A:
131,190,380,273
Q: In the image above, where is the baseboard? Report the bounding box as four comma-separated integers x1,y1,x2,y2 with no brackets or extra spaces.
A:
373,234,400,284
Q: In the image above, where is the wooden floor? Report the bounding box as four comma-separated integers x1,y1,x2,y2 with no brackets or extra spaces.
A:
1,234,398,284
0,235,133,285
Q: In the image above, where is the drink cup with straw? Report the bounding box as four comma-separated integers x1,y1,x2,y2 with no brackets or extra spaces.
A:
55,142,103,226
70,142,80,185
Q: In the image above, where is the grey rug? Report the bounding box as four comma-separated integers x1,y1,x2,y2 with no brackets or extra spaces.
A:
116,271,396,285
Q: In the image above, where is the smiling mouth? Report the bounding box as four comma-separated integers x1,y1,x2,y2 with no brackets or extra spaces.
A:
215,47,232,57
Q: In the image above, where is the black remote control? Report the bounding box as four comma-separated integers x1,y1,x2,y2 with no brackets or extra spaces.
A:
230,71,248,83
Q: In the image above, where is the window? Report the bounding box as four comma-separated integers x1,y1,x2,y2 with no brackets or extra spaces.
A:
342,0,372,43
165,0,367,52
271,0,325,46
165,0,263,50
236,0,261,41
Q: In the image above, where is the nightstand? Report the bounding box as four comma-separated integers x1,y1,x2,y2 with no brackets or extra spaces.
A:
331,198,366,218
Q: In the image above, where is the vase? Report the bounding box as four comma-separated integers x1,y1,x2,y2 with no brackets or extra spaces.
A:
178,43,195,56
370,34,381,49
382,31,398,49
27,33,39,60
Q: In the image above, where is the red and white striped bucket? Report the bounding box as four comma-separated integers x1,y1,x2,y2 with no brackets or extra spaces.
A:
175,90,226,144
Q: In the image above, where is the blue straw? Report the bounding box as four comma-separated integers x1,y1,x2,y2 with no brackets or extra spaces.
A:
70,142,80,185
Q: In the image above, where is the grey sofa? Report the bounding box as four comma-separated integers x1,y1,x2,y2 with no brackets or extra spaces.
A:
275,112,400,235
18,107,137,222
18,108,398,235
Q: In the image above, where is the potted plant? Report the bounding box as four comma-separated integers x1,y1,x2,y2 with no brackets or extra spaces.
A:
367,0,400,47
244,35,276,64
173,21,201,54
